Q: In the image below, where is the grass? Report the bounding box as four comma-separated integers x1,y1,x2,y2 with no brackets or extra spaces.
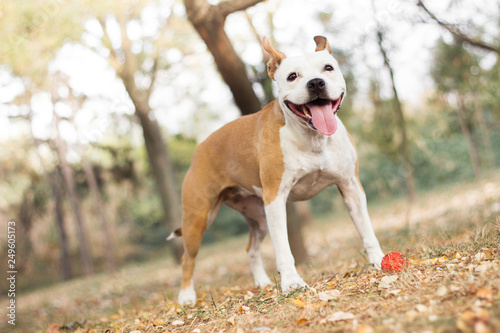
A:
2,174,500,333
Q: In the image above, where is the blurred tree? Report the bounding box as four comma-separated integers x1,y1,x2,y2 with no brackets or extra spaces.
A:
68,95,117,272
90,0,199,262
430,37,490,179
185,0,263,115
52,103,94,275
49,167,73,280
372,2,416,203
0,0,97,277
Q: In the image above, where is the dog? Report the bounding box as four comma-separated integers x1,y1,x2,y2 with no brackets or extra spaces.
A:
168,36,384,305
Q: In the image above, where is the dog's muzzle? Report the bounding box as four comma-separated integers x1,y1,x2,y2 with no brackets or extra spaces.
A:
285,92,344,136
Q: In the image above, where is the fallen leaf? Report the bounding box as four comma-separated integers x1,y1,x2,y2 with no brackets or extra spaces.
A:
244,291,255,300
47,324,61,333
415,304,428,313
326,311,355,322
475,262,495,273
172,320,184,326
291,299,306,308
475,252,486,261
379,275,398,289
153,319,166,326
482,248,493,259
192,329,201,333
476,287,493,301
435,286,448,296
295,317,308,326
318,290,340,302
356,325,374,333
227,315,236,326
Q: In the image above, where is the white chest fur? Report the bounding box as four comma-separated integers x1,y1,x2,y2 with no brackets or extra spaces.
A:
279,116,357,201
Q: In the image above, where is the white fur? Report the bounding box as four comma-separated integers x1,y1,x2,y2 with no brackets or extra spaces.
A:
178,279,196,305
264,198,308,292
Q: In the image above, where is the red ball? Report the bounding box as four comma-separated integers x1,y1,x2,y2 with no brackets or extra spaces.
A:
381,252,408,272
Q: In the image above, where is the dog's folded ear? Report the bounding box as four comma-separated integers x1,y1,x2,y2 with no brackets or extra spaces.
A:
262,37,286,80
314,35,333,55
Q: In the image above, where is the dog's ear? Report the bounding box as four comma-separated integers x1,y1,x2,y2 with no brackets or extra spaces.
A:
314,35,333,55
262,37,286,80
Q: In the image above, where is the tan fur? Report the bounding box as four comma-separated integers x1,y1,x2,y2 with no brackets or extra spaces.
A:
313,35,333,55
179,100,285,290
263,37,286,80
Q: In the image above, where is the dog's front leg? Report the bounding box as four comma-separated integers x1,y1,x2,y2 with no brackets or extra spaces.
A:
338,177,384,269
265,196,308,293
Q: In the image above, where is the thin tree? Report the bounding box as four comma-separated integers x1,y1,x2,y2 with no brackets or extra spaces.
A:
375,29,417,203
96,7,184,262
52,101,94,276
49,167,73,280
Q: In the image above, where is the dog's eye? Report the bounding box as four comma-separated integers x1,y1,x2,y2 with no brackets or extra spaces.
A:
287,73,297,81
324,65,334,72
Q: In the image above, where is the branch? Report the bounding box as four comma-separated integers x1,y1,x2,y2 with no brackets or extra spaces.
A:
217,0,264,18
417,0,499,54
97,18,122,72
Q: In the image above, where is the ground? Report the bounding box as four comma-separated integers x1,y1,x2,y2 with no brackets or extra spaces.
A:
2,173,500,333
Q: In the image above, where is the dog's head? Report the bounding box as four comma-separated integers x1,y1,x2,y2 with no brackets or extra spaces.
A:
263,36,346,136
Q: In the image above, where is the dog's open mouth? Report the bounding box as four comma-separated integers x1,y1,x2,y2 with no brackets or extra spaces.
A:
285,93,344,136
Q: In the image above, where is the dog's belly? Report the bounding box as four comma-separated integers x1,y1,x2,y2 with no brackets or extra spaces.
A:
288,170,337,201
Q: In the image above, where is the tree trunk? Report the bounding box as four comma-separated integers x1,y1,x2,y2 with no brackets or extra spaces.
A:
473,94,494,169
53,110,94,276
135,108,184,262
17,189,34,273
81,153,116,272
457,97,481,179
102,15,184,263
376,30,417,204
49,169,72,280
185,0,262,115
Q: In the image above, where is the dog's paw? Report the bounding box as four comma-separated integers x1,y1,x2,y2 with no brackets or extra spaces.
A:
367,250,385,270
281,273,308,293
178,286,197,305
254,275,273,288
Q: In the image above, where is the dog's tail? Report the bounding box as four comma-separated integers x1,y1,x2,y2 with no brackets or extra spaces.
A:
166,227,182,241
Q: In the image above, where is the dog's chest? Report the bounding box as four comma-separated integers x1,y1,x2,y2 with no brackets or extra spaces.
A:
279,124,356,201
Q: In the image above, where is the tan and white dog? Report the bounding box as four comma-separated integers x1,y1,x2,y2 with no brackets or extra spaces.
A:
168,36,384,305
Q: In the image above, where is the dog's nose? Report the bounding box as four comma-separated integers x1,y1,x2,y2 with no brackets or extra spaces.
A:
307,78,326,94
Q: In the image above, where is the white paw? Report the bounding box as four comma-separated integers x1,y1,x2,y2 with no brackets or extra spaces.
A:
367,249,385,270
254,275,273,288
178,286,196,305
281,273,308,293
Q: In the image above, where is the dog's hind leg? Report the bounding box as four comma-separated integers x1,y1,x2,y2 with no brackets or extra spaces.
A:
178,178,224,305
222,188,273,287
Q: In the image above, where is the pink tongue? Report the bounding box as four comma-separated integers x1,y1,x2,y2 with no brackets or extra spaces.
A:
307,102,337,136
